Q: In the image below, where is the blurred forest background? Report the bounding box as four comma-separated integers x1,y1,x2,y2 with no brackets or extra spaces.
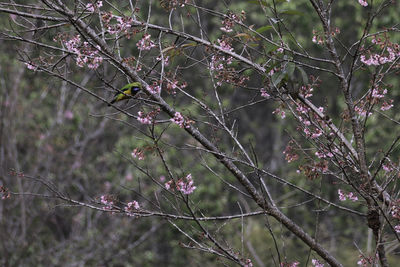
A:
0,0,400,266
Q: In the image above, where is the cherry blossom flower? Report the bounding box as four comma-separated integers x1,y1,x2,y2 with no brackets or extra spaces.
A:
137,34,156,50
283,142,299,163
170,112,188,128
312,259,324,267
244,259,253,267
260,88,270,98
380,100,394,111
25,62,37,71
315,150,333,159
217,38,234,52
149,82,161,94
125,200,140,216
131,148,145,160
137,109,160,125
273,108,286,119
86,1,103,12
220,11,245,33
165,174,197,195
62,35,103,69
100,195,114,210
358,0,368,7
338,189,358,202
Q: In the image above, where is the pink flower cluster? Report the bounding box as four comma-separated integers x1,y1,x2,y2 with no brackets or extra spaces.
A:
100,195,114,210
109,17,133,35
165,174,197,195
137,34,156,50
137,109,160,125
131,148,145,160
315,149,333,159
360,47,398,66
312,259,324,267
338,189,358,202
209,54,233,71
244,259,253,267
391,199,400,219
149,82,161,94
25,62,38,71
361,35,400,66
124,200,140,216
357,254,376,266
217,37,234,52
63,35,103,69
312,30,324,45
355,84,394,116
358,0,368,7
283,142,299,163
170,112,189,128
156,55,170,66
272,107,286,119
220,11,246,33
260,88,270,98
86,1,102,12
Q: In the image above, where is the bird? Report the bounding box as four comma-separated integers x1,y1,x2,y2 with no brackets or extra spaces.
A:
108,82,142,105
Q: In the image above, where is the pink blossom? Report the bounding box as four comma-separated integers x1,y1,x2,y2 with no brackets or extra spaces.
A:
312,35,317,43
62,35,103,69
137,109,159,125
338,189,358,202
273,108,286,119
358,0,368,7
371,87,387,99
312,259,324,267
157,55,170,66
25,62,37,71
296,103,310,114
347,192,358,201
136,34,156,50
165,174,197,195
382,163,394,172
125,200,140,216
395,225,400,233
105,15,133,35
149,82,161,94
100,195,114,210
165,180,172,190
86,1,103,12
217,38,234,52
315,150,333,158
179,174,197,195
131,148,145,160
381,100,394,111
170,112,188,128
338,189,347,201
159,175,166,182
244,259,253,267
311,128,322,139
260,88,270,98
220,11,245,33
127,200,140,209
283,142,299,163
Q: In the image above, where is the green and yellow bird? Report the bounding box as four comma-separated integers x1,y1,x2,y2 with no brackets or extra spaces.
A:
109,82,142,105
